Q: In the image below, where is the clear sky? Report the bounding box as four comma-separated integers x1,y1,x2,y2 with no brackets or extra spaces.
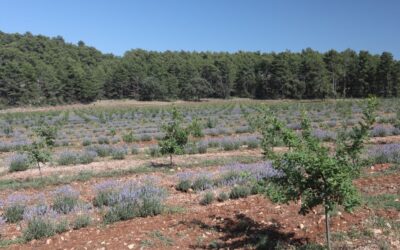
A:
0,0,399,57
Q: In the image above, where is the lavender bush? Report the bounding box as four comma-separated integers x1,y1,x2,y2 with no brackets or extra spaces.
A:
312,129,337,142
51,185,80,214
22,205,59,241
1,194,29,223
111,147,128,160
217,162,280,186
101,181,166,224
93,180,120,207
8,153,31,172
370,125,399,137
368,144,400,164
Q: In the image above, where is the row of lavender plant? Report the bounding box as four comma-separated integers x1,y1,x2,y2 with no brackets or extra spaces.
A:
0,180,166,241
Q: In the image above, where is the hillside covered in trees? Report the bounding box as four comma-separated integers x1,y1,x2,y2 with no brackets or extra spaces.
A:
0,31,399,107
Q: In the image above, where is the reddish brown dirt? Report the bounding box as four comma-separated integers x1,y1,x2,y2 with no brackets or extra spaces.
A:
8,196,375,250
4,168,399,250
355,172,400,195
370,135,400,144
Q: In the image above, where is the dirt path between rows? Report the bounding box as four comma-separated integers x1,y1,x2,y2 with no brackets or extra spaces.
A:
0,149,262,180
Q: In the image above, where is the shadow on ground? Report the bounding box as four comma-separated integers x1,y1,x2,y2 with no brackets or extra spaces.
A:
185,213,310,249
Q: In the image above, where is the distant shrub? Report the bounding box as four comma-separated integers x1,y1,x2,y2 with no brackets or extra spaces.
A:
221,138,240,151
176,180,192,192
200,192,215,205
110,136,120,144
72,214,91,229
78,150,97,164
51,186,79,214
97,136,110,144
131,145,140,155
217,192,229,202
108,128,116,136
111,147,128,160
82,138,92,146
54,219,69,234
368,144,400,164
88,145,112,157
192,175,213,191
139,134,152,142
23,217,55,241
122,131,136,143
148,146,161,157
3,194,29,223
8,153,31,172
103,202,136,224
22,206,58,241
206,118,217,128
3,124,13,136
93,180,119,207
57,151,79,165
190,118,204,137
235,126,252,134
370,125,398,137
312,129,336,142
102,182,166,224
229,186,251,199
197,142,208,154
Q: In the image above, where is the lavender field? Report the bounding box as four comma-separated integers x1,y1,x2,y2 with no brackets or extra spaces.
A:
0,98,399,249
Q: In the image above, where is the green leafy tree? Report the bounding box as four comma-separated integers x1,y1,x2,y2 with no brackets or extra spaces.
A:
189,117,204,137
139,77,167,101
159,108,189,165
25,123,58,177
256,97,377,250
181,77,212,101
300,48,332,98
377,52,395,97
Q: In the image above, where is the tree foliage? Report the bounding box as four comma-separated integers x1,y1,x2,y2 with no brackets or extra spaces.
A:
254,97,378,249
0,31,399,107
159,108,189,165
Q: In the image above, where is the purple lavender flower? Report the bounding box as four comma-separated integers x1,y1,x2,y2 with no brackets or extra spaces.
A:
3,194,30,207
218,162,281,186
312,129,337,141
368,143,400,163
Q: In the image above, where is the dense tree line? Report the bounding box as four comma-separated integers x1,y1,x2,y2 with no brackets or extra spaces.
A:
1,31,399,106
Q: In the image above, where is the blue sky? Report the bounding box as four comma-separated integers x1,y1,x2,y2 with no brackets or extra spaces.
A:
0,0,399,57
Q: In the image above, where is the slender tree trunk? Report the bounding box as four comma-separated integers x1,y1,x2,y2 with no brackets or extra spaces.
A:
170,154,173,166
325,207,332,250
37,162,42,179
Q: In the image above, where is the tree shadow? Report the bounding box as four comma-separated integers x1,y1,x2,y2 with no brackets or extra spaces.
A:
149,161,172,168
185,213,309,249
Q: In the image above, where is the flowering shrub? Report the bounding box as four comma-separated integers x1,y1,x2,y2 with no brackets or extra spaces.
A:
2,194,29,223
57,151,79,165
97,136,110,144
312,129,337,142
71,204,92,229
87,145,113,157
51,185,80,214
111,147,128,160
217,162,280,186
8,153,31,172
93,180,166,224
229,186,251,199
93,180,120,207
221,138,240,151
22,205,60,241
370,124,399,137
200,192,215,205
368,144,400,164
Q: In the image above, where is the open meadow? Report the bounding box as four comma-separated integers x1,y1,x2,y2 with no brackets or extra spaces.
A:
0,99,399,249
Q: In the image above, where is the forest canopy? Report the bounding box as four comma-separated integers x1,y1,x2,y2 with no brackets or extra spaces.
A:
0,31,399,106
